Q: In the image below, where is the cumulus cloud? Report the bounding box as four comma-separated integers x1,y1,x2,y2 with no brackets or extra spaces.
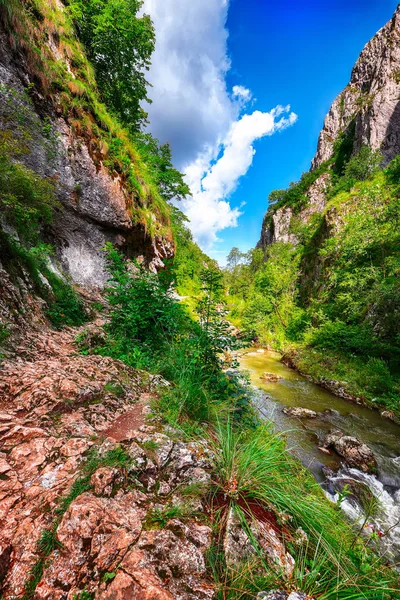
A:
182,106,298,248
142,0,297,250
232,85,252,103
142,0,234,169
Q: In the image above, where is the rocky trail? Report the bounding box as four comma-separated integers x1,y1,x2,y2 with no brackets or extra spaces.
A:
0,324,308,600
0,323,217,599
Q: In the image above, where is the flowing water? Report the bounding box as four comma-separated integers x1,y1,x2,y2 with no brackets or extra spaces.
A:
239,348,400,562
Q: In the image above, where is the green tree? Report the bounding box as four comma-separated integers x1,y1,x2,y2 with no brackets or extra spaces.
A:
135,133,190,202
68,0,155,131
268,189,286,205
226,247,244,271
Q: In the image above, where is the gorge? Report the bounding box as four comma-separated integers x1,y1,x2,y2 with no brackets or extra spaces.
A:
0,1,399,599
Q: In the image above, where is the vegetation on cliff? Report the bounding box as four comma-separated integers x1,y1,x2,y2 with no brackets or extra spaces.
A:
0,1,399,598
226,149,400,416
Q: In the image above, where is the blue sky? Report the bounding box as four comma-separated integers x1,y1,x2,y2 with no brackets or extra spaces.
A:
143,0,398,263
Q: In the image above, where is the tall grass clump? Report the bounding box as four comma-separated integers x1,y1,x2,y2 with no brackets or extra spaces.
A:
207,421,398,599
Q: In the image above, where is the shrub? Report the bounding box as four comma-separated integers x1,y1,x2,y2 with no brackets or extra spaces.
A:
385,153,400,184
0,150,58,245
45,275,88,330
343,146,382,182
304,320,375,355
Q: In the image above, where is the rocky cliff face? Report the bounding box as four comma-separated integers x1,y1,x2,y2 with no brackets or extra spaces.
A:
258,5,400,249
0,11,173,289
313,5,400,169
257,173,330,249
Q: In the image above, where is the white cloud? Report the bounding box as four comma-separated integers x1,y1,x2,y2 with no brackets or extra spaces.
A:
182,106,297,248
142,0,297,251
142,0,234,169
232,85,252,103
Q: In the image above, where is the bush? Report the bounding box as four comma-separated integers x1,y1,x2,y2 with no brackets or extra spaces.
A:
99,245,245,424
0,150,58,245
358,357,393,395
304,320,375,355
103,242,183,363
385,153,400,184
343,146,382,182
45,274,88,330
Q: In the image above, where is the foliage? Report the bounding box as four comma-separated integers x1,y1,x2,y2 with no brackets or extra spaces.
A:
343,146,382,182
0,142,58,245
134,133,191,202
332,119,356,176
68,0,155,131
144,504,193,529
226,162,400,412
385,153,400,183
208,421,397,599
45,274,88,330
169,206,217,297
103,242,182,366
93,245,247,425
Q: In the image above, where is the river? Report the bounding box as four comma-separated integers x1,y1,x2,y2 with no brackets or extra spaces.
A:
239,348,400,563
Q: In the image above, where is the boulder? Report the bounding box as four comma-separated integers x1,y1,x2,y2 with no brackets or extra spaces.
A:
323,430,377,473
283,407,317,419
256,592,312,600
224,508,295,578
260,373,282,382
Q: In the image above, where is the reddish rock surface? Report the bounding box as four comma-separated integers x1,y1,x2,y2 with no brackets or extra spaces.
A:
0,326,214,599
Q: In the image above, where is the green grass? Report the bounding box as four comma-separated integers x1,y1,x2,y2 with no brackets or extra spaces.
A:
144,503,194,529
292,346,400,417
206,420,398,599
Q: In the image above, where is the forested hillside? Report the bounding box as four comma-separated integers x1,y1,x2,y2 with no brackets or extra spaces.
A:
226,8,400,418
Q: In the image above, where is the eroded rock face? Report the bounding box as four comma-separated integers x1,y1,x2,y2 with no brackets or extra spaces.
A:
323,430,377,473
224,508,295,579
258,173,330,249
312,6,400,168
0,24,173,288
0,326,214,599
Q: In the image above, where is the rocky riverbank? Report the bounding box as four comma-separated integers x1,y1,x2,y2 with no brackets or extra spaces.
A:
0,323,317,600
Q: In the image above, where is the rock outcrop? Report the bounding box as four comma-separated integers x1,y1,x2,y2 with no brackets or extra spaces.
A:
322,430,377,473
0,325,215,599
312,5,400,169
258,173,330,249
258,5,400,250
0,9,173,289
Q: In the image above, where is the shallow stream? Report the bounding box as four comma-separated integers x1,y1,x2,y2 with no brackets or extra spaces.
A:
240,348,400,562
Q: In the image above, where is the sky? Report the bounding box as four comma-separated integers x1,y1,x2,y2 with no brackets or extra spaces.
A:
142,0,398,264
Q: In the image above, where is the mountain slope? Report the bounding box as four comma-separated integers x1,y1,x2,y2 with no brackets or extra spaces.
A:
0,0,173,289
247,7,400,415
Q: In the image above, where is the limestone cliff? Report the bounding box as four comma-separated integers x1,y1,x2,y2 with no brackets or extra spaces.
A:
313,4,400,169
258,4,400,249
0,1,173,289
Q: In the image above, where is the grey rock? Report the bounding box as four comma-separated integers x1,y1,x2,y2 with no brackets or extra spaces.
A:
256,592,287,600
313,6,400,168
224,508,295,578
283,407,318,419
323,430,377,472
0,26,173,289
